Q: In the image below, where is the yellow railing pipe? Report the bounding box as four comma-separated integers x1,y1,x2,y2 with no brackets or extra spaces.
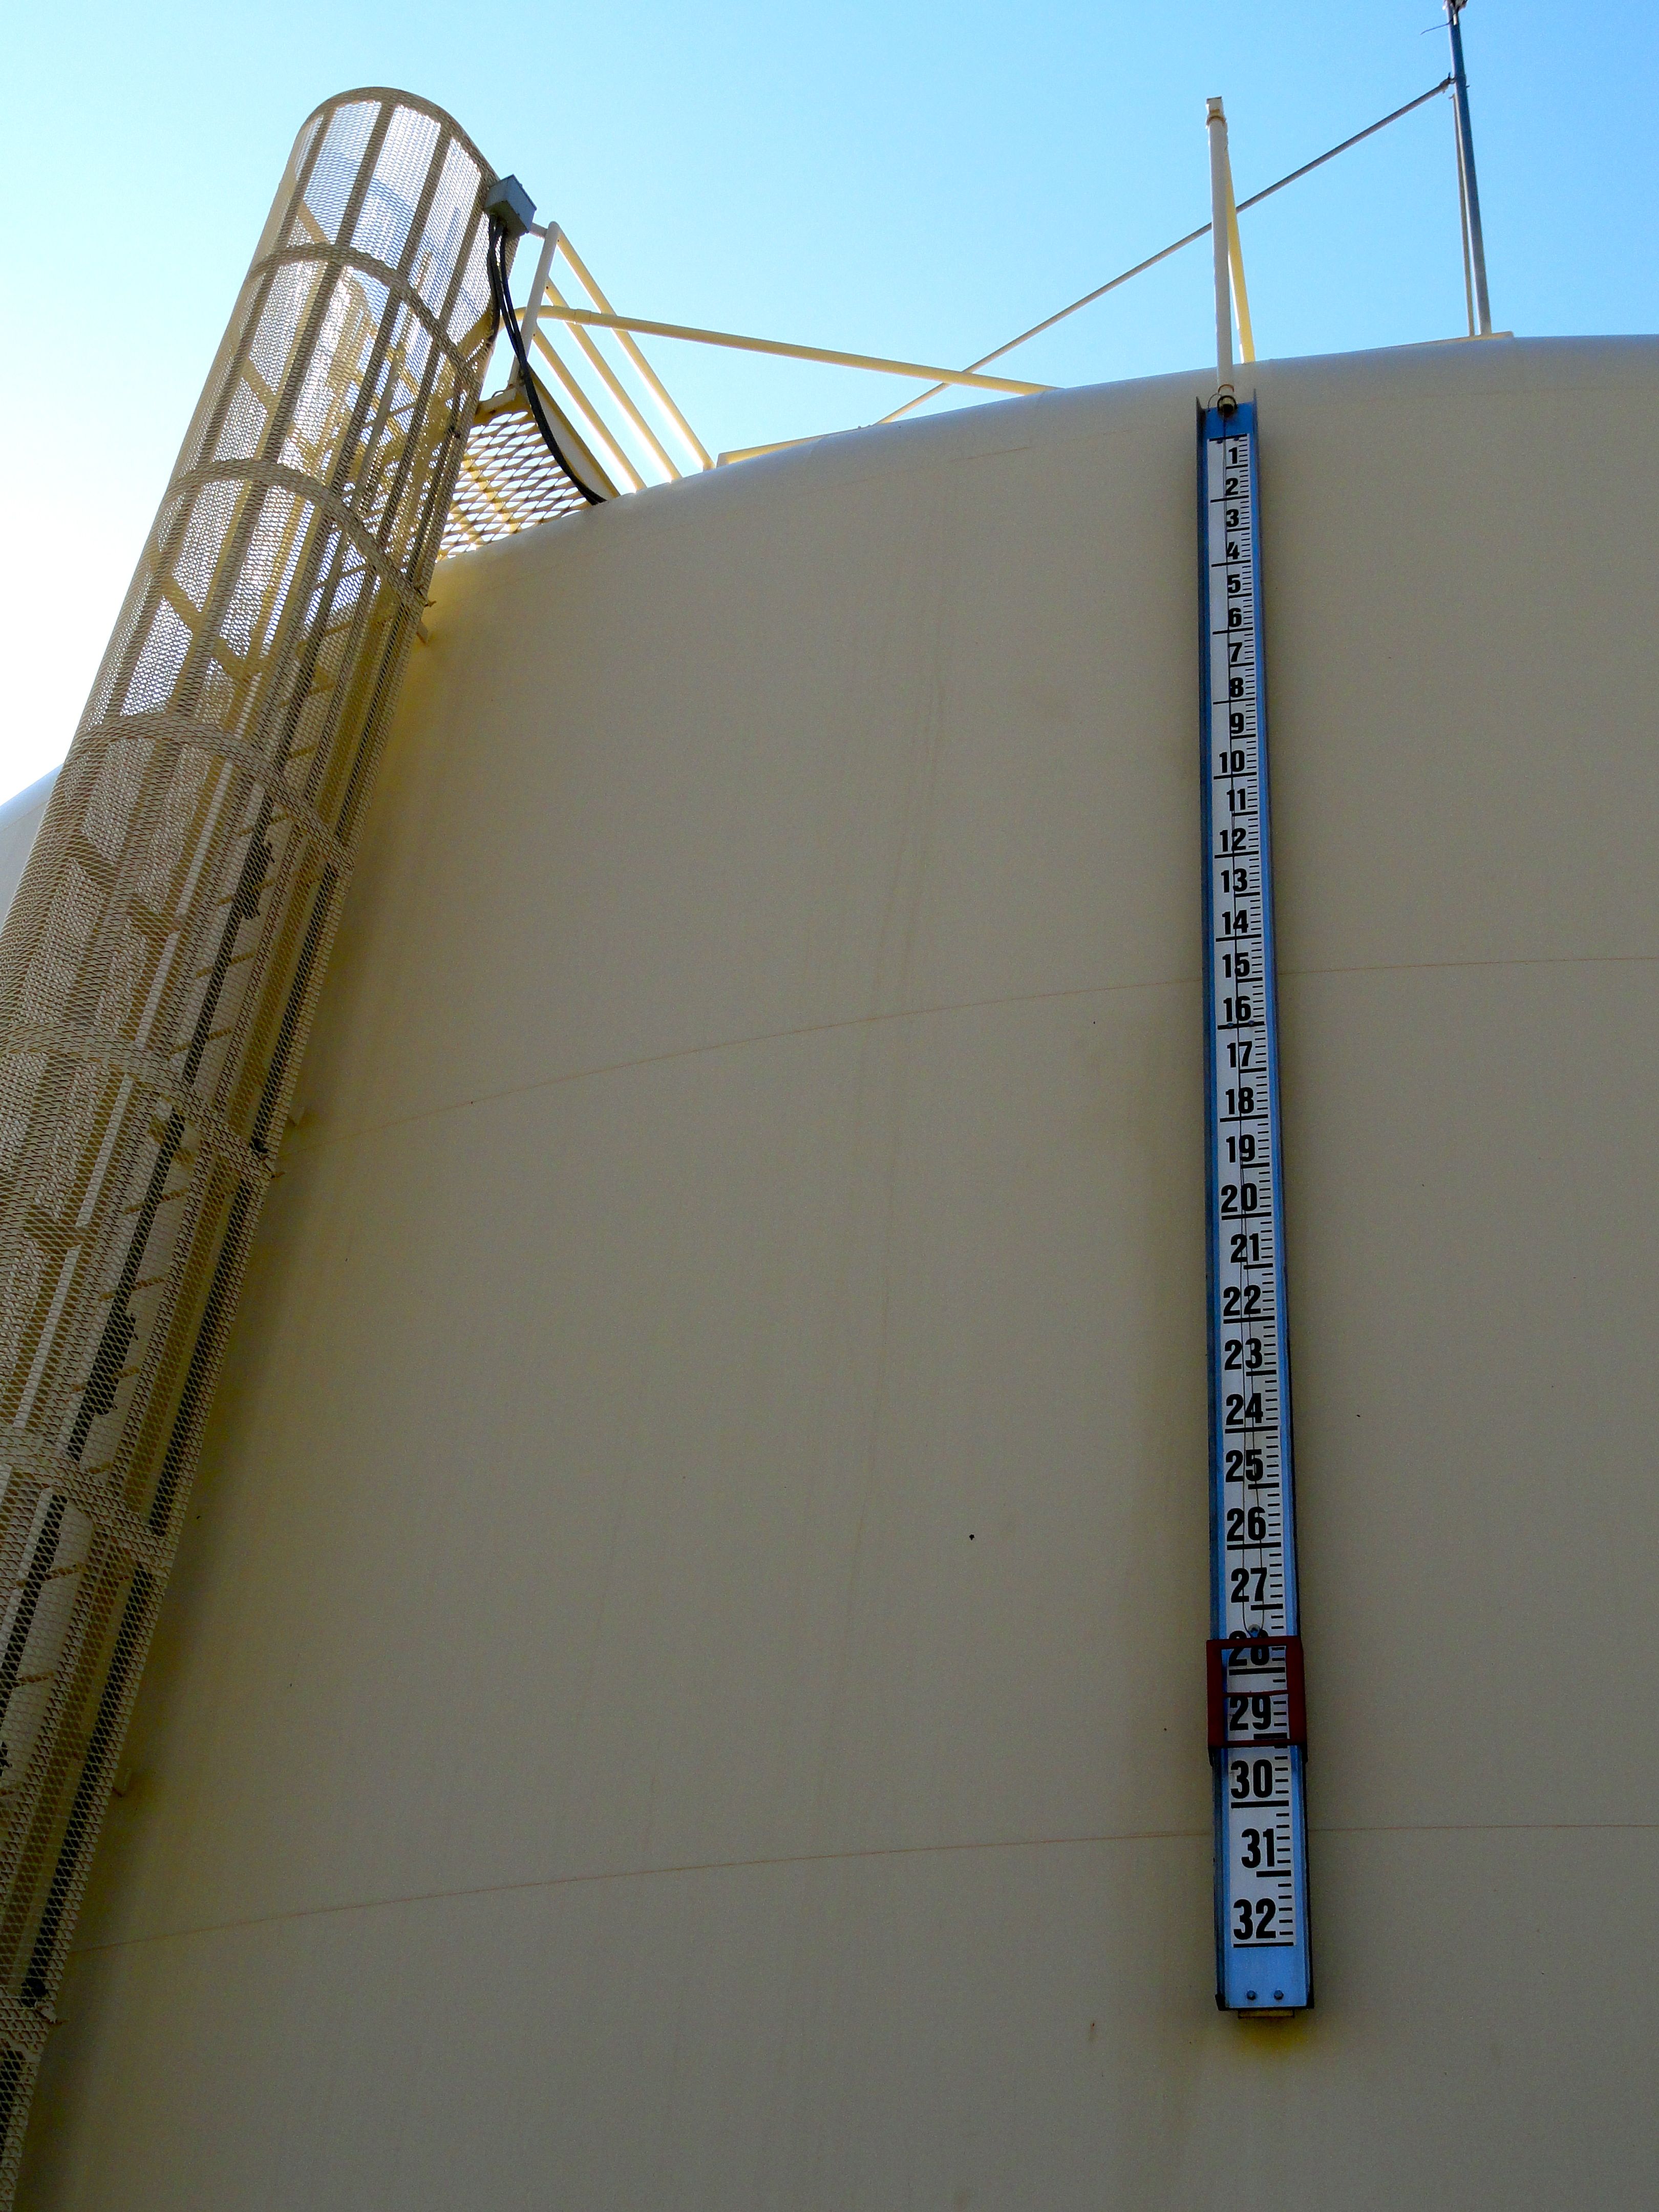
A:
542,278,684,481
551,235,716,472
533,306,1052,396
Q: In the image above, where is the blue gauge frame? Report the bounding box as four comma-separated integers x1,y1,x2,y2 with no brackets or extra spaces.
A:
1197,398,1312,2014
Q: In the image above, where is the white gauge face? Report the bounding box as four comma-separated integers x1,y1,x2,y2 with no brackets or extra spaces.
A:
1201,408,1310,2010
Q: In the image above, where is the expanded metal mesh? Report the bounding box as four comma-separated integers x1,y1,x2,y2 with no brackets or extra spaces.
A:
0,89,496,2196
442,395,595,555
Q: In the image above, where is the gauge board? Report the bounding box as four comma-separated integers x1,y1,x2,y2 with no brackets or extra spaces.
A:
1198,399,1312,2013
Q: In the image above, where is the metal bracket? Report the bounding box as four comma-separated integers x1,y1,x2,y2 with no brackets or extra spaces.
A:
1207,1635,1307,1750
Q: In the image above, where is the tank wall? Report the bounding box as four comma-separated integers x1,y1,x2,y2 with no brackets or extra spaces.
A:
0,774,54,927
21,337,1659,2208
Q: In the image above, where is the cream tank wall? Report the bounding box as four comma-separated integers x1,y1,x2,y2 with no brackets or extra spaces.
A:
16,335,1659,2206
0,782,56,929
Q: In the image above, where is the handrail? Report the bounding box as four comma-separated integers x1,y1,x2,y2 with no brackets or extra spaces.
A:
552,233,714,471
456,73,1459,529
542,277,685,481
874,76,1454,426
532,305,1052,396
529,327,647,492
508,227,713,487
479,235,1051,518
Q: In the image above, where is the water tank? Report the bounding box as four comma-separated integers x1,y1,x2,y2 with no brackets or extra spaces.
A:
0,780,56,927
22,334,1659,2207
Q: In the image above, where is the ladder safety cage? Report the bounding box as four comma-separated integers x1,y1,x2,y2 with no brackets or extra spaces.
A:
0,88,497,2200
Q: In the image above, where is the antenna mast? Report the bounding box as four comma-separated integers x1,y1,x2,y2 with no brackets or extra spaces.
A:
1445,0,1493,335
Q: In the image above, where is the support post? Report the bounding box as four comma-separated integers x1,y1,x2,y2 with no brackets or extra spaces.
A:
1452,93,1477,337
1206,98,1236,400
1445,0,1493,336
513,220,563,381
1224,163,1256,365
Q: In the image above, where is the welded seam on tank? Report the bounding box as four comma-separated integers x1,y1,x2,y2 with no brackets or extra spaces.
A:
291,975,1200,1152
1280,950,1659,980
70,1816,1659,1959
74,1826,1213,1954
290,951,1659,1158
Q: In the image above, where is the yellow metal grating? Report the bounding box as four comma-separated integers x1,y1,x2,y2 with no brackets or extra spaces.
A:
441,395,594,555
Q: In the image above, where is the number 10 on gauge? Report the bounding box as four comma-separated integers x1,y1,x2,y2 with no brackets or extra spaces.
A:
1198,400,1312,2013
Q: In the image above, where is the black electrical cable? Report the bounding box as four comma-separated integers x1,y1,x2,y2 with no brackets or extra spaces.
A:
486,220,606,506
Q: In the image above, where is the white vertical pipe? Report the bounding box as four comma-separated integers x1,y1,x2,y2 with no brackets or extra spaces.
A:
1206,98,1235,395
514,222,563,381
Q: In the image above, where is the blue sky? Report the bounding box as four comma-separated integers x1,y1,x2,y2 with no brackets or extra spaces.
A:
3,1,1653,804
